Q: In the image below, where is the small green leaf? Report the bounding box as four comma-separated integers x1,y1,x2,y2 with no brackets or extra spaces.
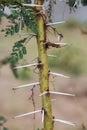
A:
19,50,23,59
22,46,27,54
15,24,19,33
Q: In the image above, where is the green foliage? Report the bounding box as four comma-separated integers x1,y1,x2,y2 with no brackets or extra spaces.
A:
10,61,19,78
10,62,30,80
0,11,3,23
67,0,87,8
49,46,83,76
1,23,21,36
0,2,4,22
47,0,56,22
17,68,30,80
4,127,8,130
0,56,31,79
7,37,31,80
0,1,38,35
65,19,79,29
8,38,27,63
82,0,87,5
68,0,76,7
9,38,27,62
0,116,6,121
37,128,40,130
21,7,38,34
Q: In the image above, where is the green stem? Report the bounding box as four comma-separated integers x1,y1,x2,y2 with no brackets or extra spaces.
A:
35,1,54,130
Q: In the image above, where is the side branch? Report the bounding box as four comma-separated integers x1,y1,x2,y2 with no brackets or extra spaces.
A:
44,42,68,49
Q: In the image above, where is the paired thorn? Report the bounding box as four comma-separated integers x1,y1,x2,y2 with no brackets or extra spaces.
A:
14,108,45,123
53,119,76,126
14,62,43,69
12,82,40,90
39,91,75,97
13,109,75,126
49,72,70,79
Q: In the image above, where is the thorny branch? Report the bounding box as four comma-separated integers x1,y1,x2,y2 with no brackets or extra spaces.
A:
29,86,36,119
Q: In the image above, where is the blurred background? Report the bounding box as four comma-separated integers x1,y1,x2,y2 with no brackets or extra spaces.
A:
0,1,87,130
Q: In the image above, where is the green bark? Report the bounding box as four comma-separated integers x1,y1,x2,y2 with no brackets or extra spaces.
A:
35,1,54,130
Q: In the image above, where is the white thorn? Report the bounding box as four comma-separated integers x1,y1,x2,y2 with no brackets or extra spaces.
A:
22,4,42,7
49,91,75,96
54,42,69,47
42,110,44,123
39,91,48,96
46,21,65,26
14,63,43,69
47,54,57,58
12,82,39,90
39,91,75,97
53,119,76,126
49,72,70,79
14,110,42,119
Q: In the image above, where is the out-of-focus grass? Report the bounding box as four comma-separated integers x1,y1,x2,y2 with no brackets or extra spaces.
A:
48,46,83,76
48,20,87,76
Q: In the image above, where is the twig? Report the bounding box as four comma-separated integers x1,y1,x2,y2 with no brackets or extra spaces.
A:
45,42,69,48
29,86,36,119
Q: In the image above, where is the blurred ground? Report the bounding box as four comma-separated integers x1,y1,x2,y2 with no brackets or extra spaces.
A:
0,17,87,130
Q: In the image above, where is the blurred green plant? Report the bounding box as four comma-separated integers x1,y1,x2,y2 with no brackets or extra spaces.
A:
82,0,87,5
49,46,83,76
8,38,27,63
17,67,31,80
65,19,79,29
0,116,8,130
0,57,31,80
37,128,40,130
